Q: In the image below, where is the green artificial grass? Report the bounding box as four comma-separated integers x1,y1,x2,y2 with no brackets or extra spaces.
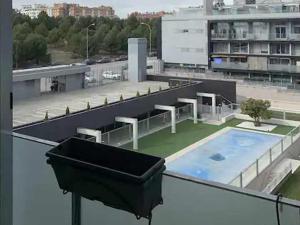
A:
279,168,300,201
123,118,295,158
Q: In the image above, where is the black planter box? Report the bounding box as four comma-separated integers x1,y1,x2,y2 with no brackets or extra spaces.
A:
46,137,165,219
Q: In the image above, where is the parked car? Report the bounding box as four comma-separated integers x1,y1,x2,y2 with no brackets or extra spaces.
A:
85,75,96,83
115,55,128,61
102,71,121,80
96,57,111,64
83,59,96,65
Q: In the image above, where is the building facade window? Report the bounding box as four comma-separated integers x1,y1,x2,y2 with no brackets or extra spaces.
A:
269,58,290,65
294,26,300,34
275,26,287,38
231,43,248,53
270,43,290,55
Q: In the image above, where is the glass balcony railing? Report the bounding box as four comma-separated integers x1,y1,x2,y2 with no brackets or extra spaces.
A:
212,5,300,16
13,134,300,225
212,32,300,41
212,62,300,74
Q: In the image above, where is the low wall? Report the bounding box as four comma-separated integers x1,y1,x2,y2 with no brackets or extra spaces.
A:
14,83,203,142
222,113,300,127
147,75,237,103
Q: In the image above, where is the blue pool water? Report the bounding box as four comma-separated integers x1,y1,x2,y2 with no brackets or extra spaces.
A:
167,129,282,184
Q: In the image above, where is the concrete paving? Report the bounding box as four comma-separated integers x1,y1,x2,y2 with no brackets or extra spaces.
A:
13,81,169,127
160,70,300,111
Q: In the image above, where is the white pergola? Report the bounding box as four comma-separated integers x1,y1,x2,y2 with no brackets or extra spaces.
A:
77,128,102,143
178,98,198,124
197,93,217,117
155,105,176,133
115,117,138,150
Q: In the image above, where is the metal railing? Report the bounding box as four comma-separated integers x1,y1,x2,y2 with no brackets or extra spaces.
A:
212,5,300,16
212,62,300,73
229,126,300,188
271,108,300,121
101,104,193,147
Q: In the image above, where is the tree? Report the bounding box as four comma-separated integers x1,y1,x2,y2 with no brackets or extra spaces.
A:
23,33,48,64
241,98,272,127
68,33,86,56
126,15,139,30
13,22,32,41
104,97,108,105
48,28,60,44
102,26,120,53
44,111,49,121
65,106,70,115
35,23,49,37
94,24,111,51
117,28,130,51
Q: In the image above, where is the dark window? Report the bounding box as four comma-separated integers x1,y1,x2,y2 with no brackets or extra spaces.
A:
294,27,300,34
246,0,256,4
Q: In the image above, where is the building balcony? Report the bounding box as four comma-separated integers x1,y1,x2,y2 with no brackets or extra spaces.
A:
211,32,300,42
212,5,300,16
12,133,300,225
211,62,300,74
211,32,254,41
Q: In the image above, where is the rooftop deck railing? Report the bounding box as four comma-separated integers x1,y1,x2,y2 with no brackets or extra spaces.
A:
13,134,300,225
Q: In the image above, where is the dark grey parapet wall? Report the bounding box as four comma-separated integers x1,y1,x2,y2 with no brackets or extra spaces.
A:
14,83,203,142
147,75,237,103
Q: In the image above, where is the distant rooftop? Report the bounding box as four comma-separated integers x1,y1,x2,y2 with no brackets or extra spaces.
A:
163,2,300,21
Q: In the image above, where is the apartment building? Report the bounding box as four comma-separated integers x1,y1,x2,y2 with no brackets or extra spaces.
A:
20,4,51,18
161,0,300,84
53,3,115,18
162,7,209,70
52,3,71,17
209,3,300,84
130,11,168,20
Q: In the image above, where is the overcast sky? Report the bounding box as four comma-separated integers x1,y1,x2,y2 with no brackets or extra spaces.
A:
13,0,233,17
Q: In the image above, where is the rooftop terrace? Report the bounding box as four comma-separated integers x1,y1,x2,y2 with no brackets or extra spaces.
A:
13,81,169,127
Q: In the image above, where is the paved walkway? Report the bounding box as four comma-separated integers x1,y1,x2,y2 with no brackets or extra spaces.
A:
237,84,300,111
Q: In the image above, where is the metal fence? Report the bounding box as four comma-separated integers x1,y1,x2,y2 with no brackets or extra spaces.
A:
229,126,300,188
199,103,239,122
101,104,193,147
85,63,127,88
271,108,300,121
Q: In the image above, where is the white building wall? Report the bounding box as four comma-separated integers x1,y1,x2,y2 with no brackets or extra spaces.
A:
162,10,209,67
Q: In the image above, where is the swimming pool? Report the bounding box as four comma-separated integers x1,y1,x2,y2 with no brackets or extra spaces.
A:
166,128,282,184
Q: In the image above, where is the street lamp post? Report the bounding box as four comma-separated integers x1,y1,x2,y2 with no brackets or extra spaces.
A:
141,22,152,57
86,23,95,60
